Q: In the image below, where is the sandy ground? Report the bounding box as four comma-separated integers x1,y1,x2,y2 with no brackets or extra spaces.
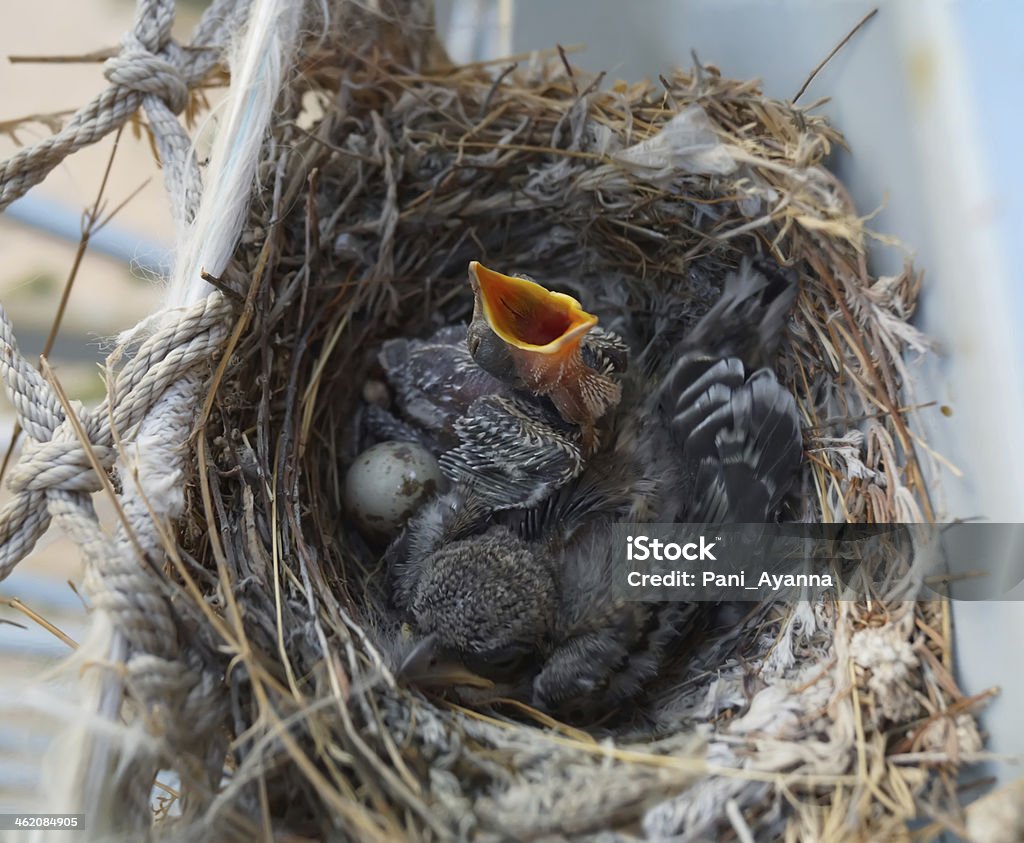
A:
0,0,207,811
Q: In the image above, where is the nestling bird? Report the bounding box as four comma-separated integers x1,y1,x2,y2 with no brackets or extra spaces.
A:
366,262,629,512
381,256,804,721
466,261,627,455
627,256,803,523
371,325,510,450
391,468,703,721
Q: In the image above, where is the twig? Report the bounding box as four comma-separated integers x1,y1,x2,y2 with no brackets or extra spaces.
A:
200,269,245,304
8,48,118,64
725,799,756,843
3,597,77,649
792,8,879,103
8,45,215,64
452,42,584,71
557,44,578,96
92,177,153,235
0,110,74,139
38,356,150,566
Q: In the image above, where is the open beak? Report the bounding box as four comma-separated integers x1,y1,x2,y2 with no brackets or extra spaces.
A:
397,633,494,690
466,261,620,454
469,261,597,362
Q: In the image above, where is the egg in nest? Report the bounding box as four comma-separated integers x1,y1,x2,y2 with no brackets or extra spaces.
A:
345,441,442,541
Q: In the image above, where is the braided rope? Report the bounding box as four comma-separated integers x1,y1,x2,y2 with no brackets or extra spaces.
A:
0,293,234,828
0,0,248,215
0,0,309,829
0,294,231,582
0,0,258,830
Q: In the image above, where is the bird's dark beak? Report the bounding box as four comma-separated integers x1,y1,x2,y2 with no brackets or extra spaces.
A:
398,633,494,689
468,261,597,362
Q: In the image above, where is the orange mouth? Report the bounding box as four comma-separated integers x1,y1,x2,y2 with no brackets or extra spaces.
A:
469,261,597,354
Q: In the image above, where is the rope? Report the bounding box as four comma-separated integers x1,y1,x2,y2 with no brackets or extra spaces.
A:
0,0,248,216
0,0,308,831
0,294,232,831
0,294,231,582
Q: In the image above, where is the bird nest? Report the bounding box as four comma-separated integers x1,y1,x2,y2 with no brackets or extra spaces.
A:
167,8,979,841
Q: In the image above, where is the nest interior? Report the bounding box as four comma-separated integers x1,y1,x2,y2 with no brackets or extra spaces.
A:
166,8,981,841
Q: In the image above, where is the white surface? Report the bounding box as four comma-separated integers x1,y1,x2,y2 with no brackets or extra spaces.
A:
440,0,1024,783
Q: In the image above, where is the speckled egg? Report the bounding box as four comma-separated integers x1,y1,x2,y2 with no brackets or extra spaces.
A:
345,441,442,540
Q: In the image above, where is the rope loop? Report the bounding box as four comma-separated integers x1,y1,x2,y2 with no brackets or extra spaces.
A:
104,45,189,116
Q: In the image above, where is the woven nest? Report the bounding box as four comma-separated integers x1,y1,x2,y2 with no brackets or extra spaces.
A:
166,7,980,841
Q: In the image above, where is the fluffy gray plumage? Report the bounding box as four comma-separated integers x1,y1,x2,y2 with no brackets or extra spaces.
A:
409,525,556,656
372,324,626,510
371,256,803,722
389,479,696,721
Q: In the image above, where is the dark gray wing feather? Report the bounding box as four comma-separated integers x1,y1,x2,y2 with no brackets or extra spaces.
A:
676,366,801,523
654,256,802,523
379,329,508,438
360,404,434,448
681,256,798,371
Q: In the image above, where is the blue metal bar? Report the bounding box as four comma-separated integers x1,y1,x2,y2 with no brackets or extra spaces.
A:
5,194,172,277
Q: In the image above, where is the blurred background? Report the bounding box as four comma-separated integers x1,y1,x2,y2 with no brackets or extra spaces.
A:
0,0,1021,813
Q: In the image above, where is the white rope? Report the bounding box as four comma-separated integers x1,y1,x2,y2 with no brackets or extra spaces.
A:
48,0,306,830
167,0,305,309
0,0,248,215
0,0,307,834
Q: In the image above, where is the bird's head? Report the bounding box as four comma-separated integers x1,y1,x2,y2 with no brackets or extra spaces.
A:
465,261,622,452
398,525,556,687
466,261,598,384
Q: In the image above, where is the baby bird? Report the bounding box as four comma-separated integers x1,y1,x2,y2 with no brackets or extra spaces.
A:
387,256,804,721
466,261,627,455
372,325,509,450
629,255,802,524
391,494,555,697
371,263,629,512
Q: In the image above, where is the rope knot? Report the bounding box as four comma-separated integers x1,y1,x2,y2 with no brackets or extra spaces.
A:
104,39,189,115
7,417,114,495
